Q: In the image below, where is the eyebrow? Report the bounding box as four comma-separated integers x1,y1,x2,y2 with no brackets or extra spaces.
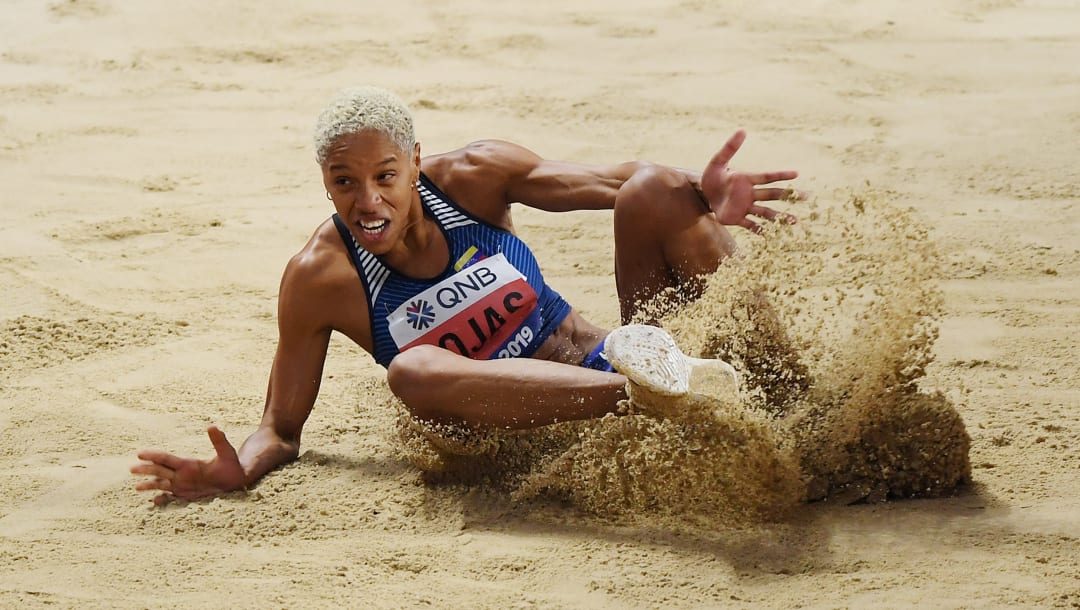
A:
328,156,398,172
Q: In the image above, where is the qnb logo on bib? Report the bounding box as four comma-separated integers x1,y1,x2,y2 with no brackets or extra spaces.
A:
405,300,436,330
387,253,541,360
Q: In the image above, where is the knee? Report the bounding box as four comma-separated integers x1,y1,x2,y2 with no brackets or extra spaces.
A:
386,345,448,415
619,163,688,200
615,164,701,225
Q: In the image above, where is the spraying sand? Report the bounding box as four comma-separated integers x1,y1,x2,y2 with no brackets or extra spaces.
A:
399,192,969,525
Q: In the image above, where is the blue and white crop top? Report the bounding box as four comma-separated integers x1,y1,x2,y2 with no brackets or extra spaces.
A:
332,173,572,368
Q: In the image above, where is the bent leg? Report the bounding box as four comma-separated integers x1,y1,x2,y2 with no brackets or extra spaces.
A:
613,166,811,412
387,345,628,429
613,164,736,324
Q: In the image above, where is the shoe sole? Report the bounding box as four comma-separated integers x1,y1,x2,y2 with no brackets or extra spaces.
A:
603,324,738,396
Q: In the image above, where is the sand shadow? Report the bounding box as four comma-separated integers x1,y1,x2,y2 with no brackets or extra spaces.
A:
411,475,1008,577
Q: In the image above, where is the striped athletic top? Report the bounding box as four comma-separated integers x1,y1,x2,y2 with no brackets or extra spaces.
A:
332,173,572,368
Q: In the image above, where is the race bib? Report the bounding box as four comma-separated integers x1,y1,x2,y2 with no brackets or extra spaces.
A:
387,253,541,359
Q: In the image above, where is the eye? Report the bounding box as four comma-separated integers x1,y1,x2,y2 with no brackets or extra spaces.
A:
333,176,353,186
377,171,396,182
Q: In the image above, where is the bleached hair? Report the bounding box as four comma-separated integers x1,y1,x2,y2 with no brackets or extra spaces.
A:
313,86,415,165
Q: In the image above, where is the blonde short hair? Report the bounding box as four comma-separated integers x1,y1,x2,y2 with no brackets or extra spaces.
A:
313,86,415,165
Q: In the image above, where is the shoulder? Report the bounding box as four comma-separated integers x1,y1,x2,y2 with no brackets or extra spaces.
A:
279,219,369,333
421,141,542,226
284,219,352,287
422,140,541,180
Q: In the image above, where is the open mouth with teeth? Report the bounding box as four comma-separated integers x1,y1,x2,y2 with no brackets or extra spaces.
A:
359,219,388,235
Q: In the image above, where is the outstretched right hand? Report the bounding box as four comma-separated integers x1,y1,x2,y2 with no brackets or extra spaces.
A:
131,426,247,507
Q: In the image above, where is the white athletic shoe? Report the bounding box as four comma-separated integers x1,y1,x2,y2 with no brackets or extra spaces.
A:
603,324,739,399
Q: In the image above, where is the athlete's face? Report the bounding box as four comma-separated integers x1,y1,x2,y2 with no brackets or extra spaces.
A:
321,130,422,255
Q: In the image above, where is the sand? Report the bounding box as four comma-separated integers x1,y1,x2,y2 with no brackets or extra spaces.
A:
2,0,1079,608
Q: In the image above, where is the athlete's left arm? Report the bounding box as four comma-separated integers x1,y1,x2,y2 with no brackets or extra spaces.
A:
475,139,697,212
474,137,800,225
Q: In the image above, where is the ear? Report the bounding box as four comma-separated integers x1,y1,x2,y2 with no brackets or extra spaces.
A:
412,142,422,177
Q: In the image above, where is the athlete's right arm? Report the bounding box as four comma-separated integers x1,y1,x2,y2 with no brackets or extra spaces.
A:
233,248,335,484
131,235,347,506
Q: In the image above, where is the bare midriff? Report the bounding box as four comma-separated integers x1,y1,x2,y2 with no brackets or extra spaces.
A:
530,310,609,367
